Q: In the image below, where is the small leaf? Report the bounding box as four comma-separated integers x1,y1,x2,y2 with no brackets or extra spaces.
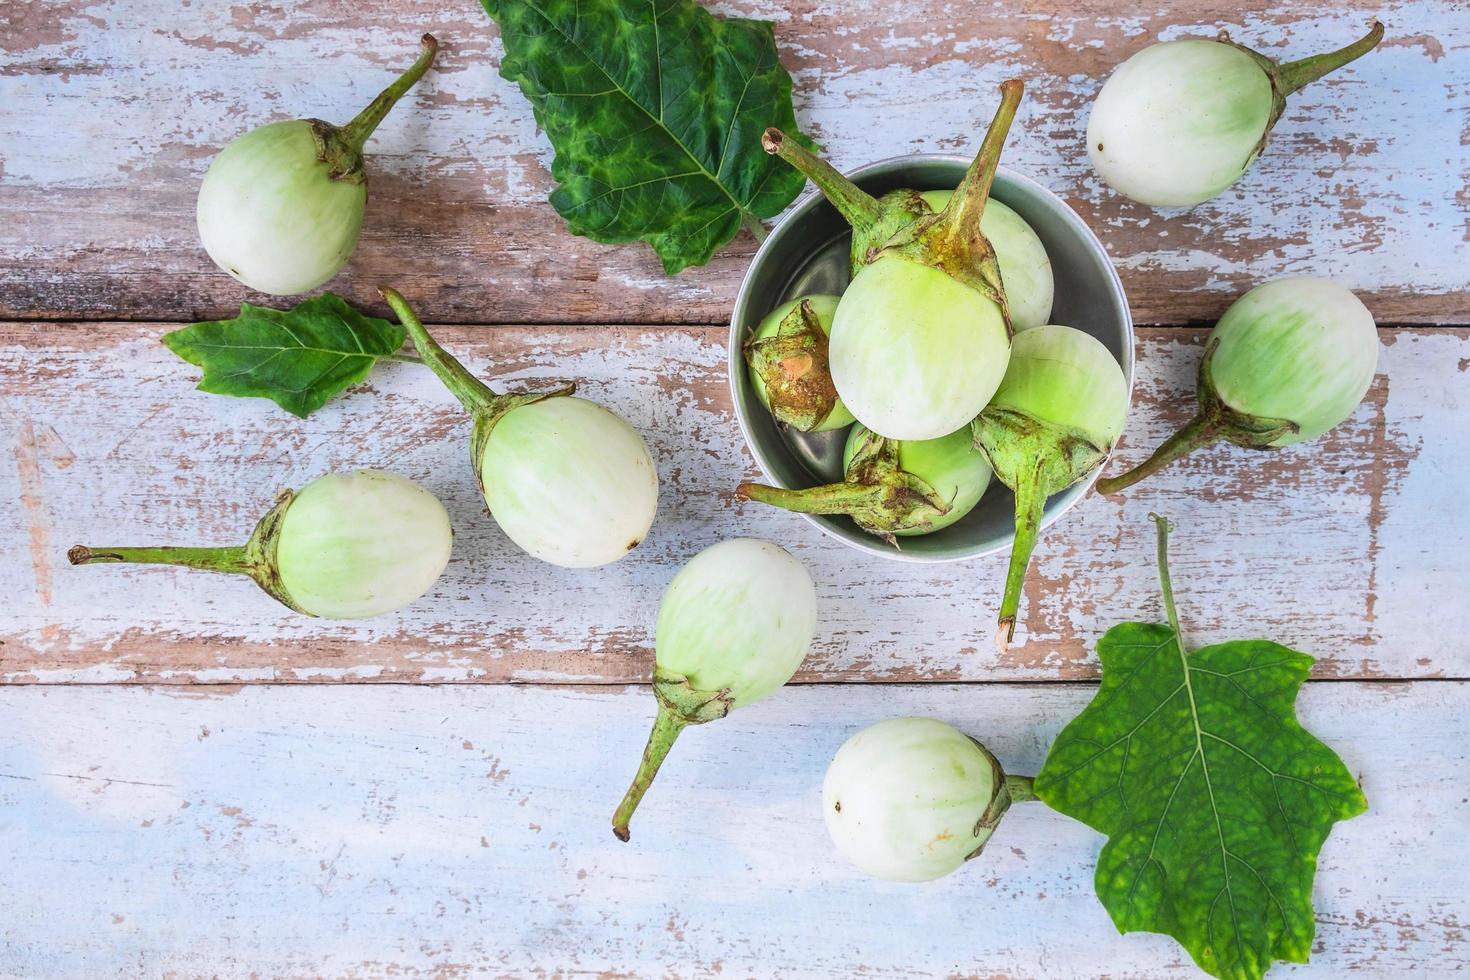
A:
162,294,404,418
1035,522,1367,980
483,0,811,274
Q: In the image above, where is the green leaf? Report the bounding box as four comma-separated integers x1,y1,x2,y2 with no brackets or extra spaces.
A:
162,294,405,418
483,0,811,274
1035,517,1367,980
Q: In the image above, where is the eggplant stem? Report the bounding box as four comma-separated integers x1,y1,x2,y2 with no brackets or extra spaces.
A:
1095,411,1221,495
996,460,1047,652
741,211,769,243
611,702,686,842
380,286,499,414
936,79,1024,249
67,544,251,575
762,127,883,229
1276,21,1384,97
337,34,440,153
737,480,885,516
1005,774,1038,803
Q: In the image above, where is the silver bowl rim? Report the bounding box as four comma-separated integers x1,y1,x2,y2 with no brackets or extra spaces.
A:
728,153,1136,564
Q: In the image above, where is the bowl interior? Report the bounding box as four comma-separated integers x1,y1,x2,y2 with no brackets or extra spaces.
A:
730,158,1133,562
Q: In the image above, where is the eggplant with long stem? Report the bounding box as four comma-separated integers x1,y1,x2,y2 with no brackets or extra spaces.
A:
827,80,1025,441
972,325,1129,648
738,424,991,543
69,470,452,618
380,288,659,568
612,538,817,841
1088,22,1384,207
763,130,1053,329
1097,276,1377,494
197,34,440,294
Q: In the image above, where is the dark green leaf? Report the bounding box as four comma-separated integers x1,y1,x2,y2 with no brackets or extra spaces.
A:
162,294,404,418
483,0,810,274
1035,525,1367,980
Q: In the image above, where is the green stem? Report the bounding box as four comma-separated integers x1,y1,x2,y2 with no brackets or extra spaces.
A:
380,286,498,414
737,480,884,517
1005,774,1037,803
996,462,1047,651
937,79,1023,249
1151,513,1184,644
383,350,424,365
1276,21,1384,97
1095,411,1221,496
741,211,769,244
761,127,882,230
612,702,687,842
67,544,251,576
336,34,440,154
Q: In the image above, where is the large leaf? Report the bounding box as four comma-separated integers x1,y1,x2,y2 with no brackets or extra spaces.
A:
162,294,404,418
1035,517,1366,980
484,0,810,274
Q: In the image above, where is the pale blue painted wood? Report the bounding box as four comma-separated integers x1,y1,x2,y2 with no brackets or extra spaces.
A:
0,682,1462,976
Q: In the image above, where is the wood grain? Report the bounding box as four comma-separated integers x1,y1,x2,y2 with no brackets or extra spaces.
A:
4,321,1465,685
0,681,1461,977
2,0,1464,325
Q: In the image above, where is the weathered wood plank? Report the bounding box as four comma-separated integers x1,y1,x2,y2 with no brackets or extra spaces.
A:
1,0,1464,324
0,681,1461,977
3,322,1465,683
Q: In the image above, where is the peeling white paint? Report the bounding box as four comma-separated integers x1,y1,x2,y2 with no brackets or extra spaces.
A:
0,683,1463,975
3,324,1464,683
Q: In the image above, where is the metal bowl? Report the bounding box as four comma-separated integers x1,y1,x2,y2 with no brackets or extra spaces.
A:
729,155,1134,562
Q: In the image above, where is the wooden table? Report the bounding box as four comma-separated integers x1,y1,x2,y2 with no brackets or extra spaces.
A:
3,0,1466,975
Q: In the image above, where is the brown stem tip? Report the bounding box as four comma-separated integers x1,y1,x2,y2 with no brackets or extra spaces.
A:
67,545,97,564
735,482,756,501
612,825,631,842
995,616,1016,654
761,128,784,155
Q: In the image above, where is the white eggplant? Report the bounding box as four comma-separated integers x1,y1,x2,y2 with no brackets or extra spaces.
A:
380,288,658,569
69,469,452,619
823,717,1032,882
197,35,438,294
1088,23,1383,207
1098,276,1377,494
612,538,817,841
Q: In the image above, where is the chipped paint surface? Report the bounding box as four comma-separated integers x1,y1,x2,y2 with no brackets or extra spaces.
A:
0,0,1465,323
0,682,1463,976
2,2,1467,971
2,322,1465,683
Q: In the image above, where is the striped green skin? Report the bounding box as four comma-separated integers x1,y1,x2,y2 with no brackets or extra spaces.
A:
841,424,992,535
987,325,1129,447
275,470,452,619
1209,277,1378,444
654,538,816,707
747,295,855,432
830,253,1011,441
197,120,366,295
480,396,659,569
1087,40,1273,207
823,717,1000,882
917,191,1054,330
